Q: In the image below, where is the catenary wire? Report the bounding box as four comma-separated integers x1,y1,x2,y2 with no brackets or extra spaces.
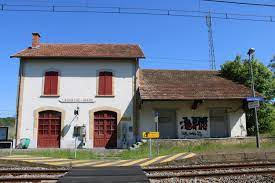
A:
0,3,275,22
203,0,275,8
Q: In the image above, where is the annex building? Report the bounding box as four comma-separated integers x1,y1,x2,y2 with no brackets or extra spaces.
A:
12,33,252,149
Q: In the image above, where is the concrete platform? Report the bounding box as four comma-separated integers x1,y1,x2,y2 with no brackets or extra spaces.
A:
58,166,149,183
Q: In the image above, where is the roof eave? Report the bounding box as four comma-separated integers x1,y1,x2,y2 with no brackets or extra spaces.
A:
140,97,248,101
10,55,146,59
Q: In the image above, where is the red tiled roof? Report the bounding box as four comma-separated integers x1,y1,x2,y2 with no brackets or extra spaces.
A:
11,44,145,58
139,69,254,100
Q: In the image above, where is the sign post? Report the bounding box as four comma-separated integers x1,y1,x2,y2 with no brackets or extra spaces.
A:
143,132,160,158
247,48,261,148
74,137,77,159
149,138,152,158
154,112,160,156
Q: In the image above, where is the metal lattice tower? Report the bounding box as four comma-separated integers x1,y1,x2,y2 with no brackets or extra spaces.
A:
206,12,216,70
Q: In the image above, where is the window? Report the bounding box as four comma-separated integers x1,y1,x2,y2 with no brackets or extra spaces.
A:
98,71,113,96
44,71,59,95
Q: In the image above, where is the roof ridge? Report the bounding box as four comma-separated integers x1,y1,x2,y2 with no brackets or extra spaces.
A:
11,44,145,58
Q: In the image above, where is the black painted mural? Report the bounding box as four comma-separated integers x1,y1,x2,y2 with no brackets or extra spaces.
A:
179,117,208,138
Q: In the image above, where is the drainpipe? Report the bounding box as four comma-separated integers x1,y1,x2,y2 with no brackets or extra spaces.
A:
15,59,23,147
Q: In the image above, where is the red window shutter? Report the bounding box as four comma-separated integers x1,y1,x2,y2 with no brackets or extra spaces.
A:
98,72,112,95
105,72,112,95
44,71,58,95
44,72,51,95
50,72,58,95
98,72,106,95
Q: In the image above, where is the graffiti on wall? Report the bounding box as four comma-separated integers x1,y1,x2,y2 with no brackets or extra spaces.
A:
179,117,208,138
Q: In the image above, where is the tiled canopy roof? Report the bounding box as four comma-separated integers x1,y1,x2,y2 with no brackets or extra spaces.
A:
11,44,145,58
139,69,254,100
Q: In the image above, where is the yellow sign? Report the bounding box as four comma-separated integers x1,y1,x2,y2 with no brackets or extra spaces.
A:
142,132,160,139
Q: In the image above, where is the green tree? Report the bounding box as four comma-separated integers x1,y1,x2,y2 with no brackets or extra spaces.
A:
221,56,275,134
0,117,15,127
270,56,275,75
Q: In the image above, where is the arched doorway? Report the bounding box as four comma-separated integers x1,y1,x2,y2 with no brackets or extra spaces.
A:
37,110,61,148
94,111,117,148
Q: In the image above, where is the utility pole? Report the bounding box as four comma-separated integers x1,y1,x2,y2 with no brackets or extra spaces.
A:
247,48,260,148
206,12,216,70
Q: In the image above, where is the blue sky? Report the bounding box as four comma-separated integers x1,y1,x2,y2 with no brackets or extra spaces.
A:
0,0,275,117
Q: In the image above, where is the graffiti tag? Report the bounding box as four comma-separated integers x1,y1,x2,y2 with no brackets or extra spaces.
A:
179,117,208,131
181,131,203,137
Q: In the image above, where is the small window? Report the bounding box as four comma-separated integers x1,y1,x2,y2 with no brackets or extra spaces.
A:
44,71,59,95
98,71,113,95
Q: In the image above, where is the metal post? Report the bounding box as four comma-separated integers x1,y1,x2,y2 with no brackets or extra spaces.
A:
155,116,159,156
155,112,160,156
156,139,159,156
248,51,260,148
149,138,152,158
9,141,12,156
74,137,77,159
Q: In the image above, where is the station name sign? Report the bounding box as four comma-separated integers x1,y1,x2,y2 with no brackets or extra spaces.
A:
59,98,96,103
246,97,264,102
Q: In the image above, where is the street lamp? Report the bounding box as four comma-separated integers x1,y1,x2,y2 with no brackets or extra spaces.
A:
247,48,260,148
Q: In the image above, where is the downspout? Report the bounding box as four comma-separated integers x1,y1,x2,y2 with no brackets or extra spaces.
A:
133,58,139,142
15,59,22,147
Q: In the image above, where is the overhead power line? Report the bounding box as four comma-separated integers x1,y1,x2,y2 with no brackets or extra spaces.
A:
203,0,275,7
1,4,275,22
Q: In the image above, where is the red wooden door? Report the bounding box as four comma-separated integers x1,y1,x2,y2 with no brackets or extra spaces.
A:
38,111,61,148
94,111,117,148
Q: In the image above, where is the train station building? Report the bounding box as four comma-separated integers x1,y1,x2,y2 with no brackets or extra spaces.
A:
11,33,252,149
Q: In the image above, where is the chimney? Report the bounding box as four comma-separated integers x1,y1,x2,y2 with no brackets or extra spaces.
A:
32,32,40,48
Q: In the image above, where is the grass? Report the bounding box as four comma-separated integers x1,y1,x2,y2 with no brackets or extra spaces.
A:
266,104,275,136
120,140,275,159
2,140,275,160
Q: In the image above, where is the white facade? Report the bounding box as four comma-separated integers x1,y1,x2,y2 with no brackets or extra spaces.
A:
18,59,138,148
16,59,248,149
139,100,247,139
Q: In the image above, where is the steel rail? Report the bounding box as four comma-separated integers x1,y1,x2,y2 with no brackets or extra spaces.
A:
0,169,68,182
0,169,68,175
143,162,275,172
146,169,275,179
0,176,60,182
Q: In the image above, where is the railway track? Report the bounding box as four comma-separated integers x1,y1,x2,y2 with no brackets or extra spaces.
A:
143,162,275,179
0,169,68,182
